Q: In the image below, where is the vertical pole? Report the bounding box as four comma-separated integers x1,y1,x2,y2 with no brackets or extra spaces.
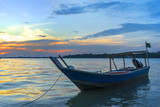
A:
112,57,117,70
110,57,112,71
145,42,150,66
144,53,147,66
123,56,125,69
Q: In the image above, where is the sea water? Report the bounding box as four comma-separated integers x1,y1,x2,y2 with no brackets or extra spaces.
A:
0,58,160,107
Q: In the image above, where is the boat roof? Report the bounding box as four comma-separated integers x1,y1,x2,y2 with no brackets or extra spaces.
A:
108,50,147,57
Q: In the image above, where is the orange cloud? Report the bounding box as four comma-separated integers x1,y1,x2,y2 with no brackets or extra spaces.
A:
71,39,123,45
0,47,14,50
1,44,26,47
0,47,27,51
33,49,73,53
0,43,41,51
49,42,69,45
0,43,40,47
0,52,10,54
16,48,27,50
69,35,124,45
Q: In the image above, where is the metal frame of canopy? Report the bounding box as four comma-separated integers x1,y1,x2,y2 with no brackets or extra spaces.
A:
108,51,148,71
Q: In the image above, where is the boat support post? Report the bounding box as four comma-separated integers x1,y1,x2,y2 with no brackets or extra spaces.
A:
59,55,69,67
123,56,125,69
110,57,112,71
112,57,118,70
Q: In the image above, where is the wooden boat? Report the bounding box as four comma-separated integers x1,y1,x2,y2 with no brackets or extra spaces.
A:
50,51,150,91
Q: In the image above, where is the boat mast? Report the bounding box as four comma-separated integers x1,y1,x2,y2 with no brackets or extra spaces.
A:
123,56,125,69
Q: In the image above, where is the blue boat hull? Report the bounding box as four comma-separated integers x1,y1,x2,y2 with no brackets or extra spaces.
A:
60,67,150,91
50,57,150,91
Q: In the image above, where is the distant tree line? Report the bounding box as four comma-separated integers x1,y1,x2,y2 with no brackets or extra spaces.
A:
63,51,160,58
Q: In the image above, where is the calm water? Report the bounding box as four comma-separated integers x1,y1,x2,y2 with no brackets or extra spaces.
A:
0,58,160,107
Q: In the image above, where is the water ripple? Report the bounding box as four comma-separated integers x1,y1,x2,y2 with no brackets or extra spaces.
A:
0,58,160,106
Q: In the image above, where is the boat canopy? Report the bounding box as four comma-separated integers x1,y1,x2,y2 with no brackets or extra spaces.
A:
108,50,148,71
108,51,147,57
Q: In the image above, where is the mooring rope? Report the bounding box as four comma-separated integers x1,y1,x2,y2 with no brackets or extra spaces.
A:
20,72,63,107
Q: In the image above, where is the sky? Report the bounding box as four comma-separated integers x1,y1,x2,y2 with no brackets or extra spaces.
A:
0,0,160,57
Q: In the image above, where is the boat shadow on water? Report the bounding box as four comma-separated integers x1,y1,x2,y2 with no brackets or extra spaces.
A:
66,75,150,107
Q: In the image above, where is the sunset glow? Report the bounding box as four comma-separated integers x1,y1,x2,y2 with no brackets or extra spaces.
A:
49,42,69,45
0,52,10,55
70,35,124,45
0,0,160,56
33,49,73,53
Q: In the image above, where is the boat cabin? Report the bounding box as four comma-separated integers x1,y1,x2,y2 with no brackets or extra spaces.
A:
107,51,149,73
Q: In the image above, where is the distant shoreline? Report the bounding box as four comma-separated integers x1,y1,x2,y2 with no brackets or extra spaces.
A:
1,52,160,58
63,52,160,58
0,57,49,58
0,57,160,58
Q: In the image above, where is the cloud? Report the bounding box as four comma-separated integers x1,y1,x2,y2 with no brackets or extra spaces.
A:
145,0,160,18
0,38,122,56
0,52,10,55
33,49,73,53
0,36,156,57
68,35,124,46
20,39,60,46
154,35,160,37
37,35,47,38
0,42,36,51
52,0,160,22
73,31,79,33
53,1,133,15
21,27,55,41
47,16,55,19
54,4,86,15
49,41,69,45
16,48,27,50
0,46,14,50
79,23,160,40
0,39,74,56
87,1,129,10
0,39,60,48
0,23,56,42
24,22,30,24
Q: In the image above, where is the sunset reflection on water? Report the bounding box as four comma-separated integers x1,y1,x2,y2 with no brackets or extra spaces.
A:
0,58,60,105
0,58,160,107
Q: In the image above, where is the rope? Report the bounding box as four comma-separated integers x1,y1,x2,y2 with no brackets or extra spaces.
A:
20,72,63,107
